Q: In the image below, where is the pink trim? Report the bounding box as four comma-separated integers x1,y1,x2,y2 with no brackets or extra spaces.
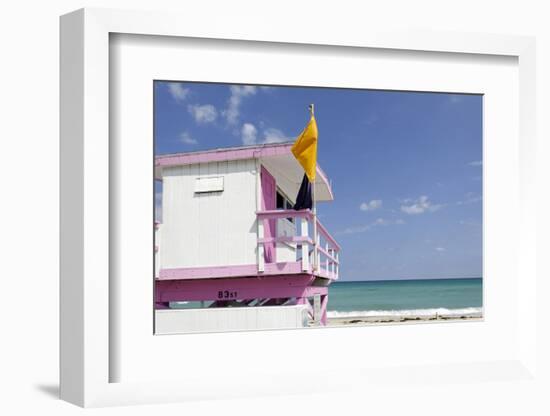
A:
303,286,329,297
264,261,304,274
261,166,277,263
155,274,327,303
158,261,307,281
296,294,330,327
256,209,313,220
156,143,293,168
258,236,314,245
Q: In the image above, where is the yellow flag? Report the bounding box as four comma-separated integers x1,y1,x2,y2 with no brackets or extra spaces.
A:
291,115,318,182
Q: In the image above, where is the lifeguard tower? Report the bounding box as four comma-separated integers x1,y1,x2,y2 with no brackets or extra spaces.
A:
154,142,340,333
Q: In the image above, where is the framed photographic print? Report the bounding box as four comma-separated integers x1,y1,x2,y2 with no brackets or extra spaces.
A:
60,7,538,407
152,81,483,335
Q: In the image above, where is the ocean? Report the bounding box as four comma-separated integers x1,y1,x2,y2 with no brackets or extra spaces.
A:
326,278,483,318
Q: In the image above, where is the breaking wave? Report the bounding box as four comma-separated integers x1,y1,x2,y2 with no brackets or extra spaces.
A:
327,307,482,319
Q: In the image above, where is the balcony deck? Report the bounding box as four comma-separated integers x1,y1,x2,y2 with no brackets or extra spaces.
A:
157,209,340,282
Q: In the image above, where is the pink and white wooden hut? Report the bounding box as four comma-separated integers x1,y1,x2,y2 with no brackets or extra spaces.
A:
154,142,340,333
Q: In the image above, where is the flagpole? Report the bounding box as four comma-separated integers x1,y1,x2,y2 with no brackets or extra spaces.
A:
309,103,318,272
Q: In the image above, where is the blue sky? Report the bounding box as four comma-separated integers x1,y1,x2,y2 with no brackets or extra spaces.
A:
154,81,482,281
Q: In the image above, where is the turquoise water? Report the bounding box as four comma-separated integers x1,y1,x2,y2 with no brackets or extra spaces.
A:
327,278,482,317
170,277,483,316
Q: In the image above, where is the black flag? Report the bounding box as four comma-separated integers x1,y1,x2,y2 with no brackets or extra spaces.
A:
293,173,313,210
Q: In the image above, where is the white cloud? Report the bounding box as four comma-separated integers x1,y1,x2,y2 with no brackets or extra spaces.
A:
241,123,289,145
456,193,482,206
435,247,446,252
223,85,257,125
468,160,482,167
360,199,382,212
167,83,189,102
187,104,218,124
339,217,405,235
179,131,198,145
341,224,371,234
263,128,289,143
241,123,258,145
400,195,443,215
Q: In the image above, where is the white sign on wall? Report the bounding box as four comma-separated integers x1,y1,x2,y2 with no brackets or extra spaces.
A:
194,176,224,193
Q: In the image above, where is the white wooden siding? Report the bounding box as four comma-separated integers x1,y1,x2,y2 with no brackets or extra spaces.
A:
154,224,161,278
161,159,258,269
155,305,308,334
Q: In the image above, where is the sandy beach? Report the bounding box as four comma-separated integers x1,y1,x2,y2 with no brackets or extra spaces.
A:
327,310,483,326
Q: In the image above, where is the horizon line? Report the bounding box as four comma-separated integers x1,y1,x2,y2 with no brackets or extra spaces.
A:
337,276,482,283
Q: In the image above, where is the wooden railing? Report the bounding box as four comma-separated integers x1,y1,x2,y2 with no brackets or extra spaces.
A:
315,217,340,280
256,209,340,280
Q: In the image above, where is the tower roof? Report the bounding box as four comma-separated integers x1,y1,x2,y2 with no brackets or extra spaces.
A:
155,142,334,201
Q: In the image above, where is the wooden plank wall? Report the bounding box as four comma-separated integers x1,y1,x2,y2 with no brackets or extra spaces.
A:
155,305,308,334
161,159,258,268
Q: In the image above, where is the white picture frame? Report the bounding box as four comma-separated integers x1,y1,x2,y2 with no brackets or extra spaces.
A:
60,8,538,407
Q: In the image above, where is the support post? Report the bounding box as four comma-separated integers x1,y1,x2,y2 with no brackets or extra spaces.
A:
312,190,318,271
313,294,321,325
258,219,265,272
300,217,309,272
325,242,329,277
320,294,328,325
335,252,339,279
256,159,265,272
